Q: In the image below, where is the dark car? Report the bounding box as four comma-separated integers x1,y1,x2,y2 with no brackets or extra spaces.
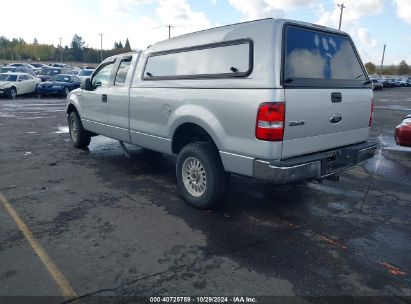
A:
36,74,81,97
395,115,411,147
37,68,63,82
0,66,36,76
30,63,48,69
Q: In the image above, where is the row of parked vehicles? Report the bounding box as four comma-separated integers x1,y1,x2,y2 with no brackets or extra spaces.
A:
0,62,95,99
370,77,411,90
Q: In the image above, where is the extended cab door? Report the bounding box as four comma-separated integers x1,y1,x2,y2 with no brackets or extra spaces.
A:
107,54,138,142
80,61,116,137
281,25,373,159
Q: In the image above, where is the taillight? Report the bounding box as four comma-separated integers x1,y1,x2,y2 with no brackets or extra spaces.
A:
256,102,285,141
369,98,374,127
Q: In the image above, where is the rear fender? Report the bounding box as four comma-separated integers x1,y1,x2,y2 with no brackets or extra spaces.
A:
168,104,225,150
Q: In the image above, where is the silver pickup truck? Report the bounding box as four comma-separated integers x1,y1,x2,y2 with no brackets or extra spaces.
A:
66,18,377,208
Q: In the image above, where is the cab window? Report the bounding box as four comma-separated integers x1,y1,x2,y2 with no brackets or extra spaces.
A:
18,75,28,82
92,62,115,87
114,58,132,86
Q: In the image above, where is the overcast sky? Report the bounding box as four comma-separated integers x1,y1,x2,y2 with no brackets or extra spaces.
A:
0,0,410,65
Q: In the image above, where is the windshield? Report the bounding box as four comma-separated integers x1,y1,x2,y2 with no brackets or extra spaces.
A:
40,69,60,76
0,74,17,82
51,75,70,82
284,26,367,86
0,67,16,73
79,70,94,76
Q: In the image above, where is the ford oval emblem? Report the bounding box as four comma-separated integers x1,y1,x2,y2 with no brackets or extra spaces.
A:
330,113,343,124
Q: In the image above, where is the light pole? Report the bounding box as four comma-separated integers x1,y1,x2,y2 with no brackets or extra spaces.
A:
337,3,346,30
380,44,386,77
59,37,62,63
98,33,103,62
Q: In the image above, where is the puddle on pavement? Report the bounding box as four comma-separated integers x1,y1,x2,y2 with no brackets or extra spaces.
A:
54,126,69,134
306,182,364,199
88,137,124,156
17,117,47,120
363,135,411,185
378,134,411,153
375,105,411,112
0,113,17,118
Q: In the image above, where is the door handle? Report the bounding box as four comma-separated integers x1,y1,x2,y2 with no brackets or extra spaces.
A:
102,94,107,103
331,92,342,103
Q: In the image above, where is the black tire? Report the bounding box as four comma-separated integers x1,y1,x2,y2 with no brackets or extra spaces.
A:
68,111,91,148
8,87,17,99
176,143,229,209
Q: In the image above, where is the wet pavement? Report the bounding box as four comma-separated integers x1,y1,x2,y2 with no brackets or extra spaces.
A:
0,90,410,303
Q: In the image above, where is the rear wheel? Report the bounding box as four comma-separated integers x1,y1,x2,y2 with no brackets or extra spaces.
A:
68,111,91,148
176,143,229,209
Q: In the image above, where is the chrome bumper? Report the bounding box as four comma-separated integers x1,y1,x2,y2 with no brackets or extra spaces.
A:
253,142,377,183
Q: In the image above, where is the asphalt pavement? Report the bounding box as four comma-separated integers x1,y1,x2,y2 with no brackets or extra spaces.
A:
0,89,410,303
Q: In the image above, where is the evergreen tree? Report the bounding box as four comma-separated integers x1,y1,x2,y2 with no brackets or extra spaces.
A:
124,38,131,51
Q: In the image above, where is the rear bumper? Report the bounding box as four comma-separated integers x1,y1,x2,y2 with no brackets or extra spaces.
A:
253,142,377,183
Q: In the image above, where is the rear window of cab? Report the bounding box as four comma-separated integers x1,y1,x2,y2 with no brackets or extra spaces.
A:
283,25,369,88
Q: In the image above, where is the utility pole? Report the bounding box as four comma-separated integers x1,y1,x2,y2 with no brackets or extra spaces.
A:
59,37,62,63
380,44,386,77
337,3,346,30
98,33,103,62
168,25,174,39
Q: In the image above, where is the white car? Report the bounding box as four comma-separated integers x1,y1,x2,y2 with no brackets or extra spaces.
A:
77,69,95,81
0,73,41,99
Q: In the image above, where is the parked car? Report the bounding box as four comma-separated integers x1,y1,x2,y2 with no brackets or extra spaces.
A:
49,63,69,68
398,79,408,87
68,67,82,76
395,115,411,147
66,18,376,208
0,72,41,98
37,74,81,97
0,66,36,76
371,79,383,90
37,67,64,82
8,63,37,70
30,63,49,69
77,69,95,81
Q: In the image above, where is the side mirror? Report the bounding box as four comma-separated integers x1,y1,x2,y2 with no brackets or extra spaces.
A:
81,77,93,90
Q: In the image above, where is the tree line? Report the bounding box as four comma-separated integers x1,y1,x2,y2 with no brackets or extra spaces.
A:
365,60,410,76
0,35,133,64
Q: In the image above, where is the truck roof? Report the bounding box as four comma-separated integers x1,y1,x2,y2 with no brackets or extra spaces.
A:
148,18,347,54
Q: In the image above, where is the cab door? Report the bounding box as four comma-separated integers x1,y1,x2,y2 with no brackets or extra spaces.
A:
80,61,116,137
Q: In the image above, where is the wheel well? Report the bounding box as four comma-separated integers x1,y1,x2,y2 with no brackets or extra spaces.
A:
172,123,217,154
67,104,78,115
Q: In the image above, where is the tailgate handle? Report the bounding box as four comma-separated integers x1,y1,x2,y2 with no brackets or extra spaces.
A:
331,92,342,103
102,94,107,103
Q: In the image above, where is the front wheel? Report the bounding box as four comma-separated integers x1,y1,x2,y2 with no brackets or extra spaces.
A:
8,87,17,99
68,111,91,148
176,143,229,209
